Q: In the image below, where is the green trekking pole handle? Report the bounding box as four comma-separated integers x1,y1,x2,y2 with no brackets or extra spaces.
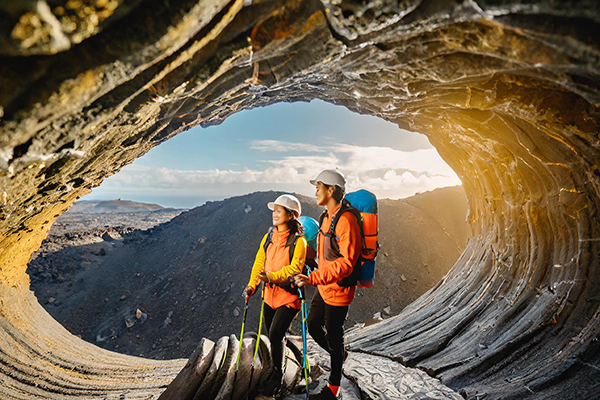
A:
252,282,266,367
235,294,250,372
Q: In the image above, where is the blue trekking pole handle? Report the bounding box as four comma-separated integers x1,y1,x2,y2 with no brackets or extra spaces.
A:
299,266,311,371
302,298,310,373
298,287,306,370
298,285,310,396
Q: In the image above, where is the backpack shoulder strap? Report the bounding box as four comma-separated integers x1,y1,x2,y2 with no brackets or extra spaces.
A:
344,203,366,252
329,200,366,257
330,199,361,237
318,210,327,230
263,226,275,254
345,206,364,236
288,233,300,264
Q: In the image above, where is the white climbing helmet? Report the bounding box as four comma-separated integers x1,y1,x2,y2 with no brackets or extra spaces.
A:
267,194,302,217
309,169,346,192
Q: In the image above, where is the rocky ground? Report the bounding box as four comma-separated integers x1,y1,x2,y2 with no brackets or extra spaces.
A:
305,334,465,400
28,187,469,361
27,202,183,294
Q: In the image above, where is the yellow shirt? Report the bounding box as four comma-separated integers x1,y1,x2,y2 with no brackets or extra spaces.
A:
247,229,307,309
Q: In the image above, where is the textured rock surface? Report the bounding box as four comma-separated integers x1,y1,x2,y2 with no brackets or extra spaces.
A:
0,0,141,56
1,0,599,399
343,351,464,400
307,335,462,400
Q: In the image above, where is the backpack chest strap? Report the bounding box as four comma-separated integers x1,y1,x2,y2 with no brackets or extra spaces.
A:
319,228,339,240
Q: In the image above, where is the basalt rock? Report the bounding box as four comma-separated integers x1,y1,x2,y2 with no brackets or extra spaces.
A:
1,0,599,399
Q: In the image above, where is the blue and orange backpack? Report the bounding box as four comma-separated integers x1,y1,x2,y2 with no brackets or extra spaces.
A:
318,189,379,288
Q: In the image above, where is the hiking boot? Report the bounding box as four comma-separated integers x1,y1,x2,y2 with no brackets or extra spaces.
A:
308,386,340,400
259,367,283,397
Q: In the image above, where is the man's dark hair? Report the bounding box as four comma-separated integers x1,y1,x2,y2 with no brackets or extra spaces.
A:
325,184,345,203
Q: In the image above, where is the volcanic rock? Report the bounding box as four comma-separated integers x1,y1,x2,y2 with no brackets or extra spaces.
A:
102,230,122,242
1,0,599,399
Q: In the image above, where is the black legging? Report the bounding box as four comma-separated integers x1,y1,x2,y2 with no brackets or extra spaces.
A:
263,303,299,372
306,290,348,386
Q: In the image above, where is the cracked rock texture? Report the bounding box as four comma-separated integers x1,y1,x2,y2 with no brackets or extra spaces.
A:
1,0,599,399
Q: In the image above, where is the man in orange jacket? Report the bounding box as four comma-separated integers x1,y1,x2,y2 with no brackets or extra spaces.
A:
294,169,362,400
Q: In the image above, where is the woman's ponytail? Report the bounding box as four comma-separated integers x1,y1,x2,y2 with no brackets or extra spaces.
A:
285,209,304,246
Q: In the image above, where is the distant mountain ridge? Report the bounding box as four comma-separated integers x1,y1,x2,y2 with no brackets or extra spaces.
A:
68,199,171,213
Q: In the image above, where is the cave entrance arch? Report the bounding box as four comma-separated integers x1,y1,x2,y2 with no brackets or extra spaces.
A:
30,98,465,361
1,0,599,399
83,99,457,209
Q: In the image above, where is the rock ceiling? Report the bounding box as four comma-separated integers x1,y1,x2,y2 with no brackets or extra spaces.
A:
0,0,599,399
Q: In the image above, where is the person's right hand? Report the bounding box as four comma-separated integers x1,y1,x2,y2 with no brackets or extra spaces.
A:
243,286,255,298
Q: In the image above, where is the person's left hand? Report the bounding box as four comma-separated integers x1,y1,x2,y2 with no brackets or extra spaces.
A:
293,274,310,288
258,270,269,282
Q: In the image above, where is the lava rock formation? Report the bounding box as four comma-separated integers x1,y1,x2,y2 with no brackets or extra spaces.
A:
1,0,599,399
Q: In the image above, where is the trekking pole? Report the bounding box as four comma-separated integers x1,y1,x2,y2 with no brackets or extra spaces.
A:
252,282,266,367
304,266,312,376
235,294,250,372
298,286,310,399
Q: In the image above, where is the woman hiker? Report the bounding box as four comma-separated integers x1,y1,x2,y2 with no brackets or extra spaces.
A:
245,194,307,397
294,170,362,400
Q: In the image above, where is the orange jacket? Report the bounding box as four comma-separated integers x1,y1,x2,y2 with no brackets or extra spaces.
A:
309,203,361,307
248,228,307,309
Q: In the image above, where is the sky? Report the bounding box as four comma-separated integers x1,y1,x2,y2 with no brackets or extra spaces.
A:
84,100,461,208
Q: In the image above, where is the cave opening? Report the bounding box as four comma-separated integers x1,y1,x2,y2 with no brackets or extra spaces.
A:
1,0,599,399
26,98,467,362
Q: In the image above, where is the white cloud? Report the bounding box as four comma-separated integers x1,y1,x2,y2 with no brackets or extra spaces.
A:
103,166,263,187
251,141,455,177
345,169,460,199
90,141,461,206
249,140,323,153
256,144,461,198
335,144,456,176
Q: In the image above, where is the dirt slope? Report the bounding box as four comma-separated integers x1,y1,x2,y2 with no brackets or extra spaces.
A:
29,187,469,360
